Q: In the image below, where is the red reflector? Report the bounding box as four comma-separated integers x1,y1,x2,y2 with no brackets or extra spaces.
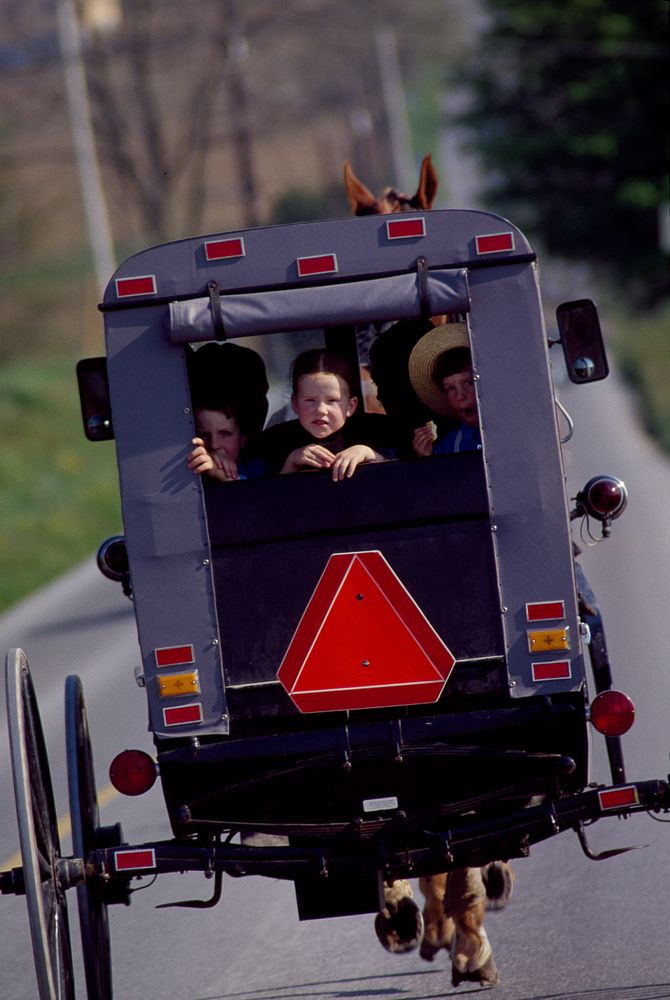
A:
278,551,455,713
114,848,156,872
155,644,195,669
590,690,635,736
526,601,565,622
598,786,639,811
386,217,426,240
163,703,203,727
288,681,446,714
204,237,245,261
475,232,515,255
109,749,157,796
531,659,572,682
297,253,338,277
115,275,157,298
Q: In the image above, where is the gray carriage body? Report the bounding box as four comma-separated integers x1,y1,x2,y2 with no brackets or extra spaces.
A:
101,209,583,743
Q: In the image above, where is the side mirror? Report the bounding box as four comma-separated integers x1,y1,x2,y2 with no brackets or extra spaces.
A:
76,357,114,440
556,299,609,384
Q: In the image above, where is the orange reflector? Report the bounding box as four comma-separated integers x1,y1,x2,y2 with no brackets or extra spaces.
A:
109,749,157,796
158,671,200,699
527,627,570,653
598,786,639,811
590,690,635,736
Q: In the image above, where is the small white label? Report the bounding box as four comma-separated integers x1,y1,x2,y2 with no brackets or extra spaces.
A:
363,796,399,813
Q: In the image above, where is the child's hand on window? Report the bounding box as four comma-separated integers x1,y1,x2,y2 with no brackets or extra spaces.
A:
331,445,383,481
209,455,240,481
188,438,239,481
281,444,336,474
188,438,215,475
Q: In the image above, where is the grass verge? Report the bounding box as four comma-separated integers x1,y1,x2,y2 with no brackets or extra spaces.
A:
0,356,121,612
613,302,670,455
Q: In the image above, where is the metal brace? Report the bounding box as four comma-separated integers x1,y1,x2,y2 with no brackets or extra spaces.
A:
574,821,647,861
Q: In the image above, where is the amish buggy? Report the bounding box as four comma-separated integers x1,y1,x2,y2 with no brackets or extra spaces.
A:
2,170,670,997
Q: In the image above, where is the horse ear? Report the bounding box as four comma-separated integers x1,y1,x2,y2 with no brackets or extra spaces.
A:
412,154,438,210
343,161,380,216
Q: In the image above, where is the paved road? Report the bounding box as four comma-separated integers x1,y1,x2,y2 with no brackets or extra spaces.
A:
1,368,670,1000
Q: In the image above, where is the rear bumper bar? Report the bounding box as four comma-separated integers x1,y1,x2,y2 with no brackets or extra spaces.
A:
90,777,670,887
2,778,667,899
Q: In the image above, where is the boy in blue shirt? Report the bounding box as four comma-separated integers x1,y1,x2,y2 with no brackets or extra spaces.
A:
408,323,481,457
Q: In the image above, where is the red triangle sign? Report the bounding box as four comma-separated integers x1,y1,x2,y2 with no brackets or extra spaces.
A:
278,551,455,713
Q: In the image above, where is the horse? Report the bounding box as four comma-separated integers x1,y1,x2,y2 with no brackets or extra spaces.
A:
343,154,439,216
344,156,515,988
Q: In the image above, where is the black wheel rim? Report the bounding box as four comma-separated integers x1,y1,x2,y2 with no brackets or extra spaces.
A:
66,674,114,1000
6,649,75,1000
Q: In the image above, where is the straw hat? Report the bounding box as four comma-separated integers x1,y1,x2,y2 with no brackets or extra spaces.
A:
408,323,471,418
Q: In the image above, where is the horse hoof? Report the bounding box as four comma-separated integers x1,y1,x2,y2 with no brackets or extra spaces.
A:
419,938,438,962
374,896,424,953
482,861,514,911
451,954,500,988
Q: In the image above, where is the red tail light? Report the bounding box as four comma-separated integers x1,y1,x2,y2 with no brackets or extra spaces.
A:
109,749,157,796
579,476,628,520
590,690,635,736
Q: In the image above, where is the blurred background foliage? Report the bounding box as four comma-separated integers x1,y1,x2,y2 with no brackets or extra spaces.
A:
456,0,668,306
0,0,667,610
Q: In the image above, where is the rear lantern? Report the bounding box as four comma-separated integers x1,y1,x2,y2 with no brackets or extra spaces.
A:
97,535,129,581
579,476,628,520
573,475,628,537
590,690,635,737
109,749,157,796
97,535,132,597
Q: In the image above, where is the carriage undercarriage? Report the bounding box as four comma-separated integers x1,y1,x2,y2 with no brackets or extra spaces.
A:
3,648,668,999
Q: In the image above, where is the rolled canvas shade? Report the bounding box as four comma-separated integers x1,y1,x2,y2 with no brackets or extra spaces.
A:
168,268,469,343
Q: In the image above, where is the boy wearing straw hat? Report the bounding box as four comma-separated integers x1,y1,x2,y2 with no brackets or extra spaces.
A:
408,323,481,457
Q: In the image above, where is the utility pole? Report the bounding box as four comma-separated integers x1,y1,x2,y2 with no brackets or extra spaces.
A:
55,0,116,296
223,0,259,228
374,25,415,193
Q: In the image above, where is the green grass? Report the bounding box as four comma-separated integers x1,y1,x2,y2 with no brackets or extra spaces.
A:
0,357,121,611
613,302,670,455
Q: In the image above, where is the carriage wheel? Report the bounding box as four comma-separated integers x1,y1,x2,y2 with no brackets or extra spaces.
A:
66,674,114,1000
6,649,76,1000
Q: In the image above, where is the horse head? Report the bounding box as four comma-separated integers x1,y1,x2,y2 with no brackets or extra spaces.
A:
343,154,438,216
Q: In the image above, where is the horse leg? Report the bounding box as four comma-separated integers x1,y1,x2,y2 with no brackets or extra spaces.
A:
446,868,499,988
418,873,453,961
374,879,424,953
